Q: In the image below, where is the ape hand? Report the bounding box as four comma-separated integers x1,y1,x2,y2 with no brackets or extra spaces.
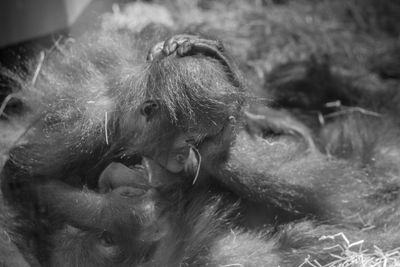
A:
146,34,240,87
147,34,223,61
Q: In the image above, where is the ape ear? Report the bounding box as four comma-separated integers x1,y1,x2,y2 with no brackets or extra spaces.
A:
140,100,159,120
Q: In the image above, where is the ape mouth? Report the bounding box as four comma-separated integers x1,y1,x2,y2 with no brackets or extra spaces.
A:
154,115,234,183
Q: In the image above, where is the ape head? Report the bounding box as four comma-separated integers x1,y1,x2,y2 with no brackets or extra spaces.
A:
117,35,247,176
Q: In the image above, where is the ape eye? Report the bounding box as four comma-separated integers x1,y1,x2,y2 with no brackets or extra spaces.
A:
140,100,159,118
100,231,115,246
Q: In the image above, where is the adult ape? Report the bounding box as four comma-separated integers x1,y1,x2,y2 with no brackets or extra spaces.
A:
0,27,290,263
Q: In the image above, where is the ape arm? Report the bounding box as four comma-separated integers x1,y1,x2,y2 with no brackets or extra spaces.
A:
201,128,373,220
195,117,346,218
213,157,322,216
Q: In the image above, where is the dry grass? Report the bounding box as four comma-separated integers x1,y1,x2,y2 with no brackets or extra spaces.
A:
302,233,400,267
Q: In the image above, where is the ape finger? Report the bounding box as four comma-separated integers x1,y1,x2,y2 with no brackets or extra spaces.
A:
146,34,241,88
146,40,164,61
